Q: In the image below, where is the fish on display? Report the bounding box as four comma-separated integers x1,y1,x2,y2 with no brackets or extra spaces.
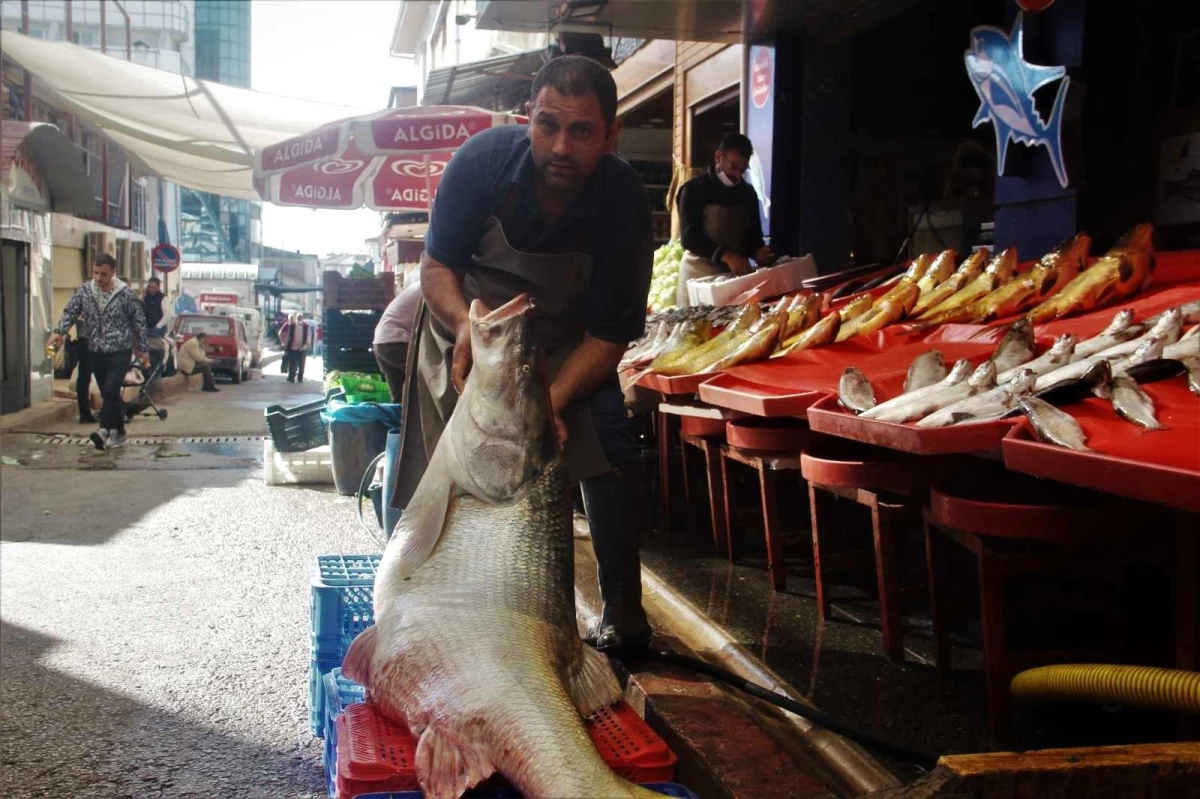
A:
904,350,949,393
874,253,935,309
1109,374,1165,431
621,318,713,389
864,360,997,424
700,307,789,373
838,367,877,414
997,332,1075,384
1122,358,1187,386
836,284,920,343
911,248,989,317
650,305,760,376
343,295,661,799
1072,309,1141,359
1146,299,1200,328
1020,397,1090,450
838,294,875,324
1033,307,1185,392
916,368,1037,427
914,250,959,298
989,317,1036,373
1034,359,1112,406
1184,355,1200,395
773,311,841,357
910,248,1019,329
862,359,973,421
1108,335,1168,380
1163,329,1200,361
976,233,1092,324
619,320,671,371
1027,224,1155,324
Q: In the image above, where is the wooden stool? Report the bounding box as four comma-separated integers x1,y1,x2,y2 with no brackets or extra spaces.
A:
925,471,1152,739
801,444,945,661
719,444,803,591
679,430,729,555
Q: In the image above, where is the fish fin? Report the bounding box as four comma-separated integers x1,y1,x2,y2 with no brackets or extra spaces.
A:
414,724,496,799
395,449,454,579
565,644,623,718
342,626,379,690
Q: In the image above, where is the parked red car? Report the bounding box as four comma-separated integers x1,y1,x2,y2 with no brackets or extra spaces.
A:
170,313,252,384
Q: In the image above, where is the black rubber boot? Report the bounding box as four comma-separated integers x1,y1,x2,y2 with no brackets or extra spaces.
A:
581,465,652,650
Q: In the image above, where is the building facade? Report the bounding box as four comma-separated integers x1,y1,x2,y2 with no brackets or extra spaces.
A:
178,0,261,265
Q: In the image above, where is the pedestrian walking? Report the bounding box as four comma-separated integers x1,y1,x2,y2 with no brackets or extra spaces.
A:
278,313,311,383
48,253,149,450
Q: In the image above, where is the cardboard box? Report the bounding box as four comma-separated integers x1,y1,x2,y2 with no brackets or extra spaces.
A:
686,254,818,307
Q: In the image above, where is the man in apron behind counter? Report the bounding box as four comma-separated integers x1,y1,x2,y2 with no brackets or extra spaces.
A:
393,55,655,649
675,132,775,307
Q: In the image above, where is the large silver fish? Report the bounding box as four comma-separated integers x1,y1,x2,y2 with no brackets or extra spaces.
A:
860,359,974,423
916,369,1037,427
344,294,660,799
862,361,996,424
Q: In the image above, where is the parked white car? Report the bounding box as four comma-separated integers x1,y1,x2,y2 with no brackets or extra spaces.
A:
210,305,266,368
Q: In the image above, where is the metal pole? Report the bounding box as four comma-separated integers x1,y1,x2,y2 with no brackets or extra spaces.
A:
65,0,72,43
113,0,130,60
100,0,106,54
20,0,31,120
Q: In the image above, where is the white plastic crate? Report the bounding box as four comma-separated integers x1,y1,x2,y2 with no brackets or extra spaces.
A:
263,440,334,486
686,254,818,307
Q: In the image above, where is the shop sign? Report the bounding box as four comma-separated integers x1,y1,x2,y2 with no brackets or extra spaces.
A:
745,45,775,238
964,12,1071,188
5,142,50,213
152,243,181,273
200,292,240,307
750,48,772,110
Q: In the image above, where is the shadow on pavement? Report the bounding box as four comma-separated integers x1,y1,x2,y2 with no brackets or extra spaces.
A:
0,620,325,798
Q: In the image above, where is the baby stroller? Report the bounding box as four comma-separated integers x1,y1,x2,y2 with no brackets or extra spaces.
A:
121,339,171,422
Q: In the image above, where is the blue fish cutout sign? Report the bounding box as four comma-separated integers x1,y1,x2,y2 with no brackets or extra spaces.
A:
965,12,1071,188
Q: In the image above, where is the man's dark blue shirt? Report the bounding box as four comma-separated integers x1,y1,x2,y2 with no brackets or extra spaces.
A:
424,124,653,345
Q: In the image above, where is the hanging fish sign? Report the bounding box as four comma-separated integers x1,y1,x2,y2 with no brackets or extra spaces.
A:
965,12,1070,188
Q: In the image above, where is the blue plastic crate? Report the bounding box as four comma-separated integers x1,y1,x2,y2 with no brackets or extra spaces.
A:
311,555,380,663
323,667,367,797
348,785,697,799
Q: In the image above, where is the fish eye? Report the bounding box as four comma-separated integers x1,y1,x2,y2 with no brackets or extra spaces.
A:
520,363,531,375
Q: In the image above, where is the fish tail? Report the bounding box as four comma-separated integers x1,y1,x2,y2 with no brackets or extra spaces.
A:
1041,74,1071,188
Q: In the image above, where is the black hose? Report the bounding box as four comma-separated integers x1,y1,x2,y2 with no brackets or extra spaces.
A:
355,450,388,547
600,645,939,771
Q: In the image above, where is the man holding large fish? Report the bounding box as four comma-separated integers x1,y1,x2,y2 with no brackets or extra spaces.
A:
392,55,655,651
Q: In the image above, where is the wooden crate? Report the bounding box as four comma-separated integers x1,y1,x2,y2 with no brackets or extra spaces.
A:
322,270,395,311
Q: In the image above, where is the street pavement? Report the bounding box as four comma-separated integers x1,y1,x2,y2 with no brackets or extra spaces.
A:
0,359,381,798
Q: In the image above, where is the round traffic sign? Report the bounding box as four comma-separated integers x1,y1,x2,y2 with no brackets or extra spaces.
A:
152,243,181,273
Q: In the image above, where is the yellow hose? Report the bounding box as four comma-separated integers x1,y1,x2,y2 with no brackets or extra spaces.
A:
1011,664,1200,714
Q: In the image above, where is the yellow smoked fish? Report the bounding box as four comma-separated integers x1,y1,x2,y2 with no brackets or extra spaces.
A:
1027,225,1155,324
701,308,789,373
651,303,762,375
915,250,959,298
911,248,989,317
873,253,935,310
910,248,1019,328
838,294,875,325
836,283,919,342
975,233,1092,326
773,311,841,358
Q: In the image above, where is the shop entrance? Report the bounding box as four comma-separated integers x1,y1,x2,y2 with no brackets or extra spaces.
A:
689,89,740,170
1,241,31,414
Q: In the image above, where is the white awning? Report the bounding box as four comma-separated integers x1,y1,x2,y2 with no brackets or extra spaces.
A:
1,32,370,199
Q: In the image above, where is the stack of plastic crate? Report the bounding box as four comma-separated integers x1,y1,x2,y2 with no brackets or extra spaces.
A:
310,554,380,736
322,272,394,376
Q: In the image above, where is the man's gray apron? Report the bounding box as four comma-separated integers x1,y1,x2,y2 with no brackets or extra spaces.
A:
393,215,611,511
676,203,751,308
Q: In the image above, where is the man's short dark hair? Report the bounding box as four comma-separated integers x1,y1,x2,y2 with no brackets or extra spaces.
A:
195,332,208,340
94,253,117,269
719,133,754,159
147,276,161,285
529,54,617,126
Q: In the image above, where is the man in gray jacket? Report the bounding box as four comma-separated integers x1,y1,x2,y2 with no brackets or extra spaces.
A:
48,253,148,450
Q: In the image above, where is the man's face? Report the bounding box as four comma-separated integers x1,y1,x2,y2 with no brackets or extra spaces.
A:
716,149,749,184
93,264,115,289
528,86,618,194
146,281,160,295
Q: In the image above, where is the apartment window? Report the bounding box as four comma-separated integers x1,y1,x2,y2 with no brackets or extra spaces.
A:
71,30,98,46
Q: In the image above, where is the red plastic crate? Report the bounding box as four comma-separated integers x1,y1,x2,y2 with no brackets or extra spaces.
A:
335,700,676,798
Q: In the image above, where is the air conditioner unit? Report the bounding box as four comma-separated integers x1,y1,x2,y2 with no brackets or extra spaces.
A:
130,241,148,280
84,231,115,279
115,238,131,279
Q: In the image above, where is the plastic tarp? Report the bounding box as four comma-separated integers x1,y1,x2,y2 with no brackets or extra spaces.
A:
0,32,369,199
322,400,402,429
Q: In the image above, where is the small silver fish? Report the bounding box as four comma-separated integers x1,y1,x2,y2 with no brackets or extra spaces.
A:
1146,299,1200,328
997,333,1076,384
916,369,1036,428
1020,397,1089,450
1182,355,1200,395
1106,335,1168,385
861,359,973,422
1034,308,1185,392
990,317,1035,373
1110,375,1165,431
838,367,877,414
904,350,948,393
1072,309,1144,359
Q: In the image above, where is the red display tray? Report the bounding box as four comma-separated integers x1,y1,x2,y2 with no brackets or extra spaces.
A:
637,372,709,396
806,393,1018,455
680,416,726,438
698,372,827,417
1002,388,1200,514
726,416,820,451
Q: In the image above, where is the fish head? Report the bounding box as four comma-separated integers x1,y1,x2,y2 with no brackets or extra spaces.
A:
1049,333,1077,360
1081,358,1113,389
946,359,974,383
1130,335,1166,365
1101,309,1136,336
1003,368,1037,396
1108,223,1155,255
987,248,1019,281
461,294,554,497
969,360,998,389
1148,307,1183,341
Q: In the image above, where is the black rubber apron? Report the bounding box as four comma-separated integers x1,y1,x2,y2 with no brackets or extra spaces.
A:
393,215,611,511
